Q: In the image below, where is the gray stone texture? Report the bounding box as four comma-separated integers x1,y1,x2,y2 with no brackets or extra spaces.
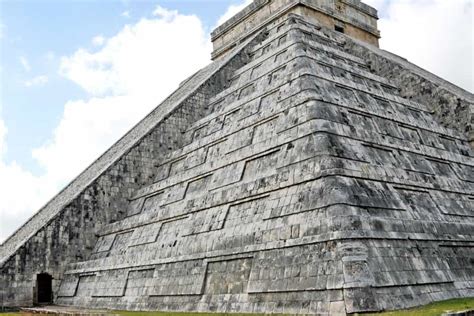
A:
0,29,261,307
344,38,474,146
1,1,473,315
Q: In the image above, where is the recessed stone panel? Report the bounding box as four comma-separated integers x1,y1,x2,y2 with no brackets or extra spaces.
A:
129,222,162,247
92,270,128,297
148,261,206,296
252,117,279,144
57,274,80,297
193,124,209,141
124,269,155,297
362,144,394,166
223,108,241,127
182,206,228,236
169,157,187,177
154,163,171,182
154,217,187,251
127,197,145,217
224,196,268,229
162,183,187,205
226,128,254,153
348,110,376,131
186,147,209,169
451,163,474,182
398,124,422,144
206,139,227,161
75,275,96,297
427,158,454,177
259,89,280,111
242,149,280,182
394,187,442,219
435,196,474,217
239,84,255,99
92,234,115,253
248,244,340,293
186,175,212,199
109,231,133,254
204,258,252,294
274,49,288,63
334,85,356,104
210,162,245,190
141,191,164,214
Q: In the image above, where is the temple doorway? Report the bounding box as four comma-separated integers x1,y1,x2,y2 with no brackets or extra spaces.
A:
36,273,52,304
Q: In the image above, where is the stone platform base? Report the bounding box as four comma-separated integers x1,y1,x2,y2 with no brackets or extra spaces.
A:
20,306,113,315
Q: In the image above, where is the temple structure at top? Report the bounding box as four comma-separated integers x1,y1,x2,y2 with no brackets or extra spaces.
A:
211,0,380,60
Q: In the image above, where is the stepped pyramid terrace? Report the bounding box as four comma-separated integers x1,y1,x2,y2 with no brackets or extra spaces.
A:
1,0,473,314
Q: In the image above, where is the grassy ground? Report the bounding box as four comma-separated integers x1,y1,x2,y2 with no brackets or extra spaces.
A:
1,297,473,315
1,312,272,315
114,298,474,315
115,313,284,316
363,297,474,316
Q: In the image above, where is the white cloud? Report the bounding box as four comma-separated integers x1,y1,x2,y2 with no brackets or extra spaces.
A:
215,0,252,28
0,164,58,246
152,5,178,20
121,11,130,18
0,116,58,243
92,35,105,46
362,0,388,11
0,5,212,242
376,0,473,92
24,75,48,87
19,56,31,72
0,117,6,157
31,95,155,187
60,8,211,97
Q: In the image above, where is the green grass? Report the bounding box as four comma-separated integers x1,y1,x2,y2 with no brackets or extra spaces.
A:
1,298,473,315
363,297,474,316
114,313,285,316
0,312,283,315
113,298,474,315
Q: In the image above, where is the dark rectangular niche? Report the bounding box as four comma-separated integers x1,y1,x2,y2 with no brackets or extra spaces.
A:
335,25,345,33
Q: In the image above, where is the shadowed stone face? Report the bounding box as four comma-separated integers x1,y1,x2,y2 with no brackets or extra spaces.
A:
211,0,381,60
2,0,473,314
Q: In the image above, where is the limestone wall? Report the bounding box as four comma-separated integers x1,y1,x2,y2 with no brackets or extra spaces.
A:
0,32,262,307
55,17,473,314
344,38,474,147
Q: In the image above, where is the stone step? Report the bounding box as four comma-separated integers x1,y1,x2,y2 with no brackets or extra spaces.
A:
21,305,115,315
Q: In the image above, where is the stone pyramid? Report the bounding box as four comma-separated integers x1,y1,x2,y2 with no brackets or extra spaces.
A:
1,0,473,314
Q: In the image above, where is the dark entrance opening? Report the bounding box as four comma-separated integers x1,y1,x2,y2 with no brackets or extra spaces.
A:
335,25,345,33
37,273,52,304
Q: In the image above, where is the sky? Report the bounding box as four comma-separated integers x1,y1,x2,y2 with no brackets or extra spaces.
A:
0,0,472,243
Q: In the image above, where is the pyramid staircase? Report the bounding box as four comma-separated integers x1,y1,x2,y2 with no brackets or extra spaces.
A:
52,15,474,314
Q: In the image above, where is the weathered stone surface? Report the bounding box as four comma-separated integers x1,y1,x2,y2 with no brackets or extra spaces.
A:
0,28,263,308
1,0,473,314
211,0,380,60
344,37,474,145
